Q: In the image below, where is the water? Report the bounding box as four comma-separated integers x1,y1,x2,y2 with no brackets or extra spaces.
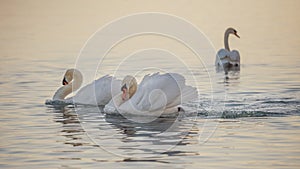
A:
1,1,300,168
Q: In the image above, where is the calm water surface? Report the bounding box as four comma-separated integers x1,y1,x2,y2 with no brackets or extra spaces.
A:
1,1,300,168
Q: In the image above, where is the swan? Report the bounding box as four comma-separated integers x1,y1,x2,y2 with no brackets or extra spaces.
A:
216,27,240,68
45,69,121,105
104,73,198,116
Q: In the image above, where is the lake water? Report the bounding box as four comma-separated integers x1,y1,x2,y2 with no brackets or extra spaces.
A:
0,1,300,168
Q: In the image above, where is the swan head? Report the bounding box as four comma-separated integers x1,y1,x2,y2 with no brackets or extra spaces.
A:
121,75,137,101
62,69,83,93
62,69,83,85
52,69,83,100
226,27,240,38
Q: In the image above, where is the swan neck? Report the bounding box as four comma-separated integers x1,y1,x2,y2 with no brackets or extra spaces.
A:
224,31,230,51
72,74,83,92
53,85,72,100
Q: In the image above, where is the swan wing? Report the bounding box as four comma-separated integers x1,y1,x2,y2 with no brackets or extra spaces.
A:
229,50,240,62
216,49,230,65
118,73,198,115
71,75,121,105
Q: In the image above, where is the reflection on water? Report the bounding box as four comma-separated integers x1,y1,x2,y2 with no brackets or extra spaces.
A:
50,105,86,147
72,105,198,158
215,66,241,84
104,113,178,136
45,104,201,163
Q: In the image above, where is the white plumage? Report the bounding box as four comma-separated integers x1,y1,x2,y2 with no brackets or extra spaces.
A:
104,73,198,116
46,69,121,105
70,75,121,105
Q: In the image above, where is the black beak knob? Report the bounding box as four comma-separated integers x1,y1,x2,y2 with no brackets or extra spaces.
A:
62,78,68,85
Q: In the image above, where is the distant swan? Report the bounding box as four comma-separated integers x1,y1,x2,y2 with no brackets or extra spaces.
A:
46,69,121,105
216,27,240,68
104,73,198,116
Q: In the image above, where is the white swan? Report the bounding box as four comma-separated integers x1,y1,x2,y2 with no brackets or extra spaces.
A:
216,27,240,68
46,69,121,105
104,73,198,116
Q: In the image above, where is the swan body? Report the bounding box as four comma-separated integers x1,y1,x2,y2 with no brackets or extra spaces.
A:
216,28,240,68
104,73,198,116
46,69,121,105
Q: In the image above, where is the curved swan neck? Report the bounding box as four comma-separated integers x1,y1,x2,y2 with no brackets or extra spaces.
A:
52,69,83,100
71,71,83,92
224,30,231,51
53,85,72,100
